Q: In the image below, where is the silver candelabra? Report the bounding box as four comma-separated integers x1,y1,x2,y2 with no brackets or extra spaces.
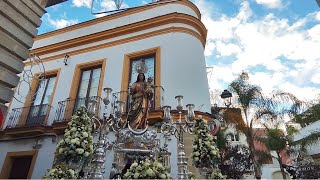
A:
161,95,196,180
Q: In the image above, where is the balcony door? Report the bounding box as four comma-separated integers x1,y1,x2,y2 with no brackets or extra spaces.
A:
26,76,56,126
74,67,101,111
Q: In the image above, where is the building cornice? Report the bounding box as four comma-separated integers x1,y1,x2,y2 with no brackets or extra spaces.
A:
26,13,206,65
35,0,201,41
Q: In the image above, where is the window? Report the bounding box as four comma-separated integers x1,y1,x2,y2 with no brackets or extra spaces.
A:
66,59,105,120
0,150,38,179
26,76,56,126
8,156,33,179
75,67,102,110
227,133,240,142
121,47,161,111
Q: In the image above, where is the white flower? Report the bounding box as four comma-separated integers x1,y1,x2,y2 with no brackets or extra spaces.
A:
124,172,131,178
70,127,77,132
134,172,140,179
70,139,77,144
146,168,155,177
131,162,138,168
82,132,89,137
84,152,90,157
49,169,55,174
68,169,75,176
194,151,200,156
68,122,72,126
194,157,199,161
58,148,64,154
76,148,84,154
160,173,167,179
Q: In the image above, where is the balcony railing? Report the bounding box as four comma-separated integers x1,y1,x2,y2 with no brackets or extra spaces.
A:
6,104,52,128
54,96,102,123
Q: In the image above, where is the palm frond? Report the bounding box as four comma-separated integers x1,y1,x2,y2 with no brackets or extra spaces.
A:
290,131,320,149
255,150,272,164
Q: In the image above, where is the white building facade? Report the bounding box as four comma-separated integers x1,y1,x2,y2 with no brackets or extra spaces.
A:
0,1,212,179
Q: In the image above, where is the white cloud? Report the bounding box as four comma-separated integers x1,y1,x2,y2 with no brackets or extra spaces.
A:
46,14,79,29
279,82,319,101
311,72,320,84
72,0,91,8
255,0,283,9
196,0,320,101
215,41,242,56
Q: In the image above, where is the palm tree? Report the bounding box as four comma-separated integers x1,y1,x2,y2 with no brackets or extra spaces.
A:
227,72,265,179
256,123,294,179
227,72,305,179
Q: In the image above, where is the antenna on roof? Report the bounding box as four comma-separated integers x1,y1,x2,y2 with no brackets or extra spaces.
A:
113,0,124,10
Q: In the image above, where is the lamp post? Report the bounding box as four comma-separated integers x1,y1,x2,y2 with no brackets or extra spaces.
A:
220,90,232,108
161,95,195,180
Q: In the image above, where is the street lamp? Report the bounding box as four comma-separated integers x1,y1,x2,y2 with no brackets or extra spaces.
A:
220,90,232,108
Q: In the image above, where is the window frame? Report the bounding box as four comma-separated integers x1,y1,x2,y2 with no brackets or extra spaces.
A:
76,66,102,100
18,69,60,126
121,47,161,111
66,59,106,119
0,150,38,179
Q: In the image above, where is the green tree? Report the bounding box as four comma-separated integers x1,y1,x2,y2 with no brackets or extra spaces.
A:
256,124,293,179
228,72,305,179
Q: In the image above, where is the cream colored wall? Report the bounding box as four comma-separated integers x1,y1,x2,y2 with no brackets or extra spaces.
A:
32,3,199,48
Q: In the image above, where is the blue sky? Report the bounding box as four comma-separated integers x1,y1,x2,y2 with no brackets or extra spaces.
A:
38,0,320,102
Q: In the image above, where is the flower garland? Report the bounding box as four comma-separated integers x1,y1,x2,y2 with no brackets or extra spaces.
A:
123,158,171,179
192,118,220,168
42,164,77,179
43,106,94,179
56,106,94,160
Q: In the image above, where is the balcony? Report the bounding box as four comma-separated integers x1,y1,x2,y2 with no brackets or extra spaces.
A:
53,96,102,121
4,104,52,136
52,96,103,133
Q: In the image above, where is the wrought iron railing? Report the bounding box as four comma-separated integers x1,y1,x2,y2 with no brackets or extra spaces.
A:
6,104,52,128
53,96,102,123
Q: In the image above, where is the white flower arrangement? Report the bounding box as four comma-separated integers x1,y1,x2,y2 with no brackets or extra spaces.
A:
56,106,94,160
123,158,171,179
44,106,94,179
192,118,220,168
42,163,78,179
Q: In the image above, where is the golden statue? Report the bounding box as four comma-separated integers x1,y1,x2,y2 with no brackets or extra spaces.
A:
126,73,153,134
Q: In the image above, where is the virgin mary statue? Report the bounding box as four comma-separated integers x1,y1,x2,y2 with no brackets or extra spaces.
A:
126,73,153,134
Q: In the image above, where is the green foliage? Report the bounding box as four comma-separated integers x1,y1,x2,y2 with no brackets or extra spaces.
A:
265,129,287,151
295,104,320,126
229,72,262,113
220,145,251,179
216,129,226,151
